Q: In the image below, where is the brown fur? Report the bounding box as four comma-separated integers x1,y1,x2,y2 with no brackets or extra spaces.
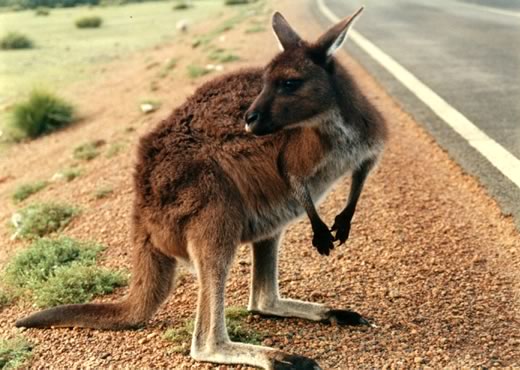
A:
16,9,386,370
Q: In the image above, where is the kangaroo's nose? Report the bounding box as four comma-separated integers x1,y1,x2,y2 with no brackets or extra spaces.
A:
245,111,261,125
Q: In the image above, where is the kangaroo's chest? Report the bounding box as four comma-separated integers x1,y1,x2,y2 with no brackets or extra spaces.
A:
242,115,374,243
308,118,366,196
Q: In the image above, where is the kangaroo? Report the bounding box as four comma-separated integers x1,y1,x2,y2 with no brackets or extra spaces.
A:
16,7,387,370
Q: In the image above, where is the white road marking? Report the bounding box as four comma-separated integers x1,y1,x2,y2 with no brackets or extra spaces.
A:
316,0,520,189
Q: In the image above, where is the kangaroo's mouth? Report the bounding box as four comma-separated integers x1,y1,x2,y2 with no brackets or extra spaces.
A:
245,122,276,136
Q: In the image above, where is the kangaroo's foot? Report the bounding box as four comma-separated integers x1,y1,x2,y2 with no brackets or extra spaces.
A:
191,341,321,370
249,298,369,326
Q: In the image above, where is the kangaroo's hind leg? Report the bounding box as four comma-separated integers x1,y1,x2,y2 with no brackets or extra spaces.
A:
248,233,369,326
187,219,321,370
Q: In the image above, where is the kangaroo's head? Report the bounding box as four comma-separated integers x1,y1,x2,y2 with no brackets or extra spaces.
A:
244,7,364,136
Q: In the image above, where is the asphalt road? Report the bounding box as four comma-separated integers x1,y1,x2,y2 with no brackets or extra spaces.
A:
313,0,520,228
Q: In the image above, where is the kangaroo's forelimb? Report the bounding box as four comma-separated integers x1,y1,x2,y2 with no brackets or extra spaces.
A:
289,176,334,256
331,158,375,244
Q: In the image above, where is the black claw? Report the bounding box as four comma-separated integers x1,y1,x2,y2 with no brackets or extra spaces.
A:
323,309,371,326
273,354,322,370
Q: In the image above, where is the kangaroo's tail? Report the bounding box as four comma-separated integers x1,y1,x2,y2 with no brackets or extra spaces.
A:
16,235,177,330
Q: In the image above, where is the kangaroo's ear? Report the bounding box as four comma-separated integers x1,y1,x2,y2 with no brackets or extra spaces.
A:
272,12,302,51
315,6,364,59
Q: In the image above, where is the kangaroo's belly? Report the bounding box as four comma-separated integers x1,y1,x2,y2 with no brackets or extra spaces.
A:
240,175,341,243
241,199,302,243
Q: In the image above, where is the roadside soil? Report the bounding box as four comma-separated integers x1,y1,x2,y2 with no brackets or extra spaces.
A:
1,0,519,368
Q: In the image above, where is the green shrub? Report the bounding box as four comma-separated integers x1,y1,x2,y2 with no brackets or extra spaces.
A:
106,142,125,158
225,0,249,5
4,0,99,10
35,7,50,15
163,319,194,354
208,49,239,63
0,32,33,50
4,237,101,289
0,337,33,369
158,58,178,78
0,289,11,308
35,264,126,307
53,167,82,182
75,16,103,29
73,142,99,160
3,237,127,308
225,306,263,344
172,0,190,10
187,64,210,79
12,202,77,239
245,26,265,33
9,90,75,139
11,181,48,203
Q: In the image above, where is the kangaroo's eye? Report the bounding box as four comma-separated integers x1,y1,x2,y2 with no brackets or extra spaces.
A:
280,79,303,94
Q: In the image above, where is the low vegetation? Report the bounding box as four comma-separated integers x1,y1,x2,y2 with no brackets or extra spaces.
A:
245,26,266,33
34,7,50,15
164,307,264,354
35,264,126,307
12,202,77,239
4,237,101,289
157,57,178,78
224,306,264,344
0,289,10,308
11,181,48,203
73,141,101,161
3,237,127,308
93,186,113,199
191,12,247,50
0,0,97,10
0,0,224,108
172,0,190,10
0,337,33,369
75,15,103,28
53,167,82,182
106,142,125,158
8,90,75,139
0,32,33,50
208,48,239,63
225,0,250,5
187,64,210,79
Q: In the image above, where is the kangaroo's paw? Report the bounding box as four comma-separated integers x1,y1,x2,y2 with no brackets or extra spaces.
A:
322,309,370,326
272,353,322,370
312,222,335,256
331,214,352,245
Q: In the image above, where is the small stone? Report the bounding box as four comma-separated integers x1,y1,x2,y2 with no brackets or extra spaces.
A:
414,357,424,364
147,333,158,340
